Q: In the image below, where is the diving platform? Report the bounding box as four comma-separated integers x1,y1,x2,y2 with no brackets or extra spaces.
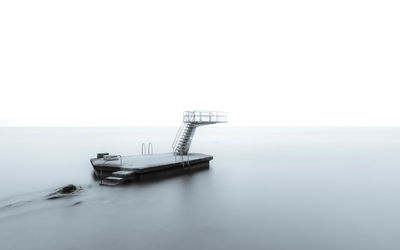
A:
90,110,227,186
91,153,213,185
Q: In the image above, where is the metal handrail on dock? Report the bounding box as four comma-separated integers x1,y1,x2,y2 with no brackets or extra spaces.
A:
142,142,154,155
142,143,147,155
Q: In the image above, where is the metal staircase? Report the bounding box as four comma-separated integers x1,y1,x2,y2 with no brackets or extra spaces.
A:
172,111,227,155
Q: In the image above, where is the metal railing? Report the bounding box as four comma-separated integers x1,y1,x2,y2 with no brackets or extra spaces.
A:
148,142,153,155
142,143,146,155
183,111,228,123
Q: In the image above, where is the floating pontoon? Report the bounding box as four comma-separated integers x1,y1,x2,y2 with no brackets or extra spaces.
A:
90,111,227,186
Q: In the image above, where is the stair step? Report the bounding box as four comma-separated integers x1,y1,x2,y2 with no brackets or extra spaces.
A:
100,176,125,186
100,180,121,186
105,176,124,182
112,170,134,177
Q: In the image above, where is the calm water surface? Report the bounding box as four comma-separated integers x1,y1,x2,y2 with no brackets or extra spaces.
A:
0,127,400,250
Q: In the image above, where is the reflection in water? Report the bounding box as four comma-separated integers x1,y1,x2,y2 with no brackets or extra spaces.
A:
1,127,400,250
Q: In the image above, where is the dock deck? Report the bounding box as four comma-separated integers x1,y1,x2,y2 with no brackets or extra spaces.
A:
91,153,213,185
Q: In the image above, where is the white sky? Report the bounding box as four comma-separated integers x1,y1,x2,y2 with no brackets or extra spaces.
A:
1,0,399,126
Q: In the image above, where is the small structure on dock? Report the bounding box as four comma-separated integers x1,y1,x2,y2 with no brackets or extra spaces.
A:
90,111,227,186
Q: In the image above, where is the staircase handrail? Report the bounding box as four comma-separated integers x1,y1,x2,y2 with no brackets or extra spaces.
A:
172,111,227,154
172,112,196,152
172,122,185,152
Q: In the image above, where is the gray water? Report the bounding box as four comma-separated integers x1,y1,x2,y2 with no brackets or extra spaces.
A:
1,127,400,250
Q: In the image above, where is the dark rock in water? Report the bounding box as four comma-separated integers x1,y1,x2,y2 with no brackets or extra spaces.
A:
59,184,77,194
46,184,82,200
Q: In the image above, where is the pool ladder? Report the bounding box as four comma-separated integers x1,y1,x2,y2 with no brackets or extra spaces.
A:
141,142,153,155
